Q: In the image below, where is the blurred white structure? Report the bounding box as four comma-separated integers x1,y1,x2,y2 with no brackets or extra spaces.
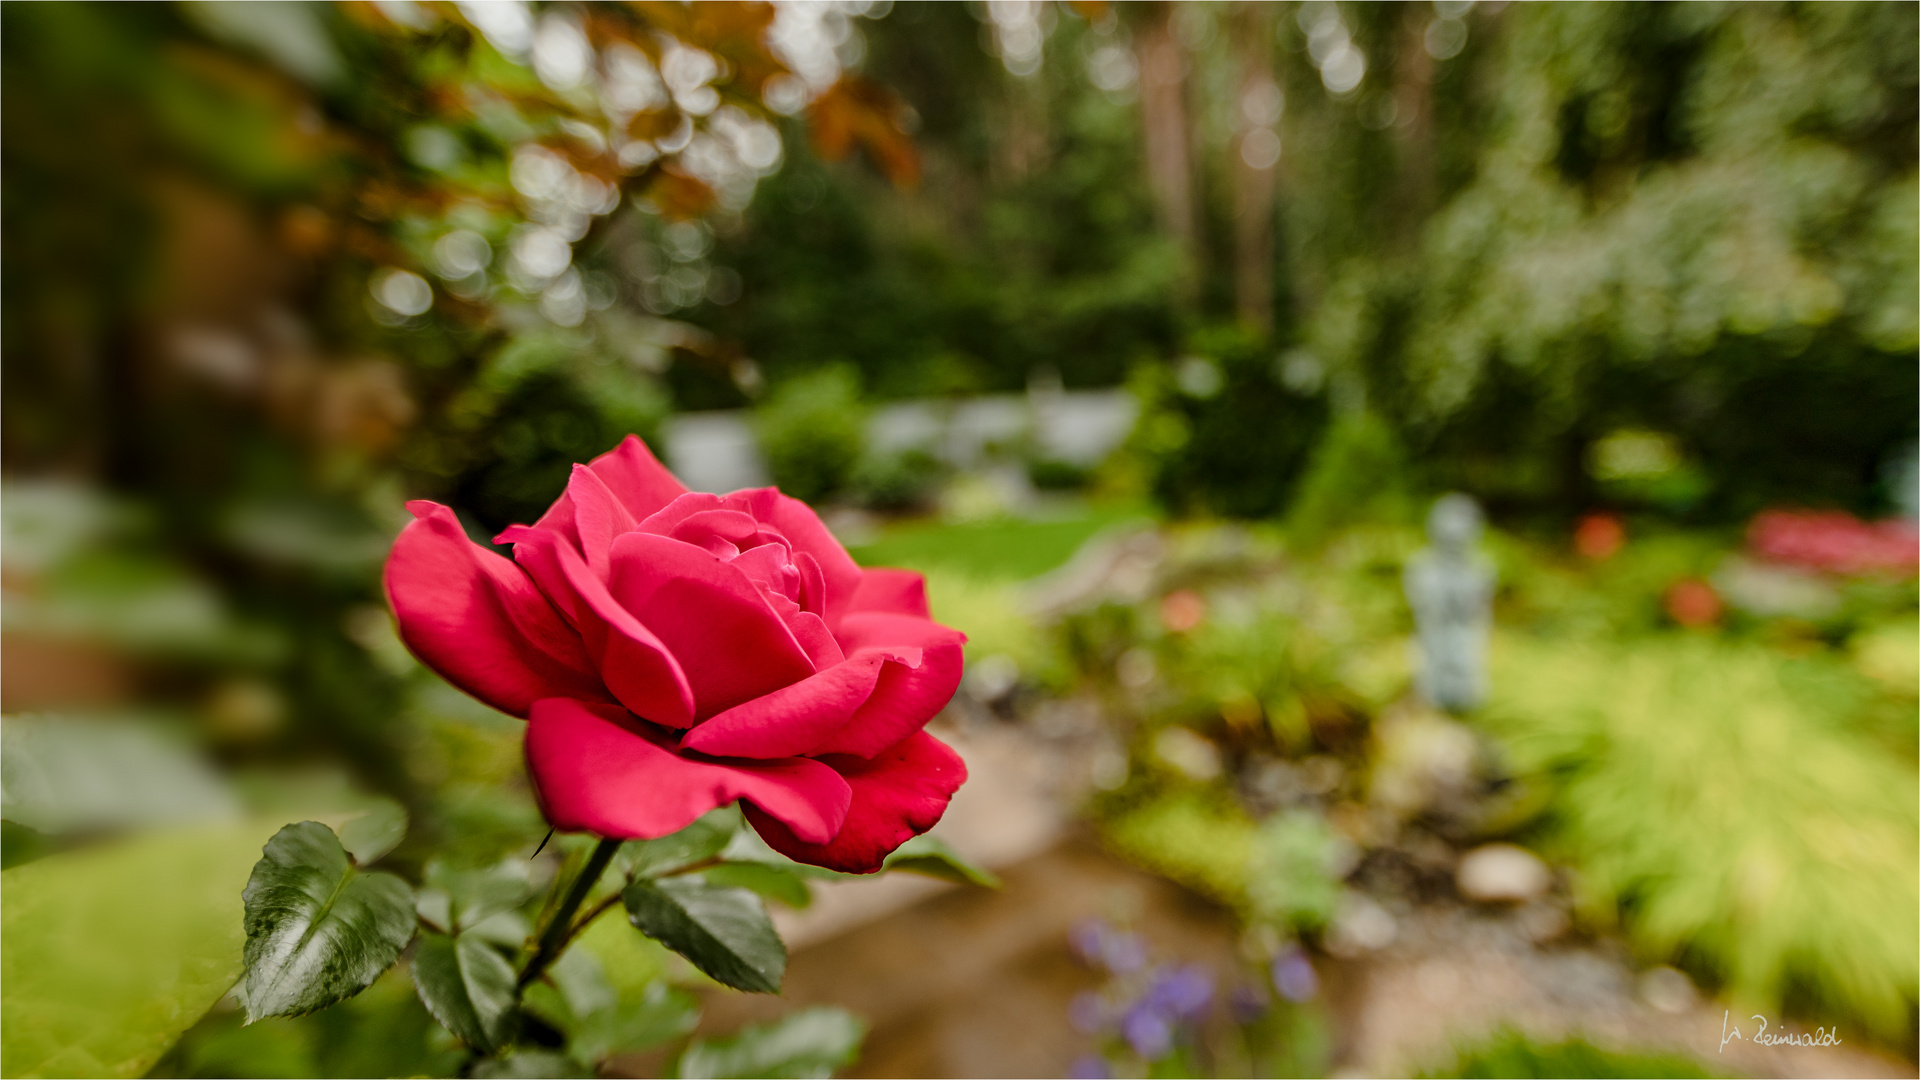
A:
661,388,1137,495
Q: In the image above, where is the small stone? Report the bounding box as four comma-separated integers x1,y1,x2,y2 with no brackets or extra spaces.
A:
1326,894,1398,957
1456,843,1552,903
1639,965,1698,1015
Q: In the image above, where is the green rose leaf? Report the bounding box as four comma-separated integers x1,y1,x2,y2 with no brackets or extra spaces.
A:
569,982,701,1065
422,858,535,931
623,808,738,878
701,862,813,909
674,1007,866,1080
238,821,416,1021
336,797,407,866
622,875,786,994
411,931,518,1054
879,834,1000,888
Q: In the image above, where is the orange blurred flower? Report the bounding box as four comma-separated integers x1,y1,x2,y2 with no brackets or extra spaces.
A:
1160,590,1207,634
1574,513,1626,560
1664,579,1723,628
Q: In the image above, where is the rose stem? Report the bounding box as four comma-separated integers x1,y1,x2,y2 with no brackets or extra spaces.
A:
518,835,622,991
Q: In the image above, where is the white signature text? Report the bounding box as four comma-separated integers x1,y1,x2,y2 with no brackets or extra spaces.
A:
1720,1010,1843,1052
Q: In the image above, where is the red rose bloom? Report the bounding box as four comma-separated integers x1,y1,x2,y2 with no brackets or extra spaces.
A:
384,436,967,873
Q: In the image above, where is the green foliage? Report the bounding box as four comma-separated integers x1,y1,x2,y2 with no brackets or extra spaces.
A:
622,875,788,995
674,1007,867,1080
754,364,869,504
1304,3,1919,515
1129,329,1332,520
1099,793,1258,908
848,502,1152,582
0,713,239,835
150,965,465,1080
1286,411,1417,547
1415,1029,1720,1079
1,822,281,1078
334,798,407,866
621,807,740,878
411,932,518,1054
700,862,814,909
878,833,1001,887
849,447,946,511
1245,811,1344,935
1482,635,1920,1034
238,822,417,1022
564,982,701,1066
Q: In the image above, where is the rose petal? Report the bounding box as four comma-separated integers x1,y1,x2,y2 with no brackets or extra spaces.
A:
678,645,914,759
812,611,965,757
786,611,846,670
585,435,689,521
744,731,967,873
521,465,641,580
849,568,931,619
385,502,609,719
527,699,849,844
795,553,828,618
607,532,817,718
730,489,864,626
499,524,696,728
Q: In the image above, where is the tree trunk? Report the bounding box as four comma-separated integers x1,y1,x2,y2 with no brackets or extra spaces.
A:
1136,4,1198,296
1230,2,1278,335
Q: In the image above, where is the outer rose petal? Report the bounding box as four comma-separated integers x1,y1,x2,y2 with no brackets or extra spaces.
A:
744,731,967,873
606,532,816,719
677,647,915,760
499,524,696,728
527,698,849,844
814,612,966,757
849,568,931,619
583,435,689,521
385,502,608,718
542,466,640,580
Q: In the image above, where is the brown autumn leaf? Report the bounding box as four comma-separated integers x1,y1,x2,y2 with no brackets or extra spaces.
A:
643,163,718,220
808,75,920,187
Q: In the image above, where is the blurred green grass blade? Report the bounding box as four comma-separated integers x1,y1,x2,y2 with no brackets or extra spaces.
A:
0,821,284,1078
674,1007,866,1080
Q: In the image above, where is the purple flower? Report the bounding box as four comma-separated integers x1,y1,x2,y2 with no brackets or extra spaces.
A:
1143,965,1214,1021
1066,1054,1112,1079
1229,983,1268,1024
1121,1005,1174,1061
1069,992,1109,1034
1271,946,1319,1003
1102,931,1147,974
1069,918,1109,967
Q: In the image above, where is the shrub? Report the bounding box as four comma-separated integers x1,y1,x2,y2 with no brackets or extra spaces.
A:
1128,326,1330,520
1482,634,1919,1035
753,364,867,504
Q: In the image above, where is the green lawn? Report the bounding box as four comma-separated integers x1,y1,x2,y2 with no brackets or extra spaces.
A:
847,502,1153,582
